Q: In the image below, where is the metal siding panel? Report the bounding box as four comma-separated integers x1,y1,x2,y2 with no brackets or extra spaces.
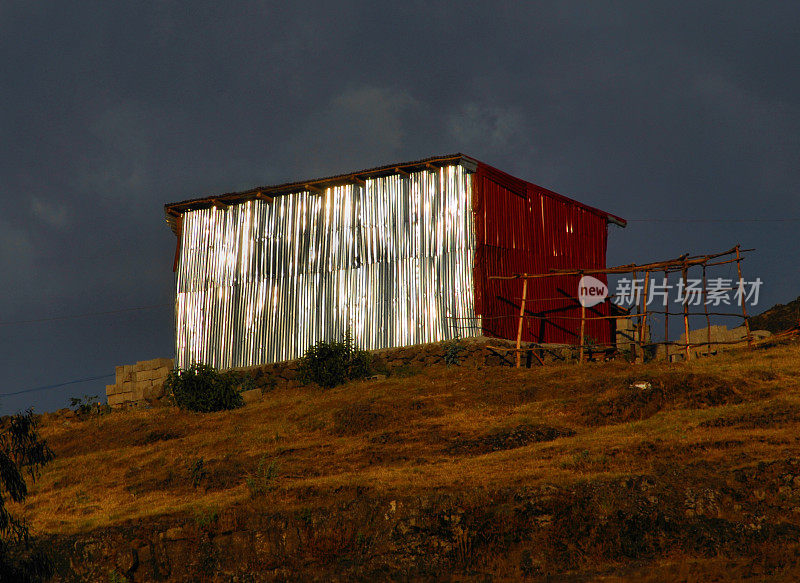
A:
471,165,612,346
175,164,478,368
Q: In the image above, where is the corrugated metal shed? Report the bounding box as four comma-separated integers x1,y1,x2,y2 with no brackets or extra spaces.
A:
165,154,624,368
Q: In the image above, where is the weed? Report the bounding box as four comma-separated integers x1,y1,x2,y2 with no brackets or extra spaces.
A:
193,506,219,529
246,456,279,497
69,394,106,417
390,364,422,378
448,424,575,455
332,402,387,435
188,457,206,489
444,336,467,366
138,429,182,446
560,449,609,471
296,507,314,525
108,569,128,583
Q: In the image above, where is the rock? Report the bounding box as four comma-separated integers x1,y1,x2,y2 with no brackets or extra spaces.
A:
136,544,152,566
116,548,138,575
163,526,188,541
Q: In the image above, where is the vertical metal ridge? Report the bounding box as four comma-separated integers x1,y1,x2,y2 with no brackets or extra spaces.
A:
175,164,478,368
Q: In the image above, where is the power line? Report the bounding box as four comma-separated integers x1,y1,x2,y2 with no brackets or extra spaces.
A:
0,374,114,397
0,303,172,327
627,218,800,223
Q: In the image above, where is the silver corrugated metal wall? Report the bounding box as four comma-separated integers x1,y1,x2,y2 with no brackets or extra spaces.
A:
175,163,479,368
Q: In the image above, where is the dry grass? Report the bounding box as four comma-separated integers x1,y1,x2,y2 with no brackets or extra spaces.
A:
15,340,800,578
18,341,799,535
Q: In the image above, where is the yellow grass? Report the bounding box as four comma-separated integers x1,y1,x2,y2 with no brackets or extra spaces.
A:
19,341,800,540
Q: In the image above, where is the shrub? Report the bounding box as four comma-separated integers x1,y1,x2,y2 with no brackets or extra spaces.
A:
69,394,106,417
444,336,466,366
298,331,372,388
165,364,244,412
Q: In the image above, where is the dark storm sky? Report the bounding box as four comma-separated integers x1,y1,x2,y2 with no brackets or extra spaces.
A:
2,2,798,414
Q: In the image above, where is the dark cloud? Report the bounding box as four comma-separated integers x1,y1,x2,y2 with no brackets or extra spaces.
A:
1,1,798,413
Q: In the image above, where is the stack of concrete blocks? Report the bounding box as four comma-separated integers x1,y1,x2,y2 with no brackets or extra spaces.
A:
678,325,770,359
656,325,771,361
106,358,174,407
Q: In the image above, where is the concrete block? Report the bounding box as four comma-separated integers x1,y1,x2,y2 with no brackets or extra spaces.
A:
151,358,175,369
105,384,118,397
131,380,152,401
116,365,133,382
143,382,166,400
133,370,156,382
153,366,172,380
108,392,134,407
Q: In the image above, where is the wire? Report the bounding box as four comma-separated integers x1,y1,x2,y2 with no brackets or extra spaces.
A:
630,218,800,222
0,303,172,327
0,374,115,397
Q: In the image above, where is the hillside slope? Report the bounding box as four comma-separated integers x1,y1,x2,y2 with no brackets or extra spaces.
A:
749,295,800,333
19,340,800,581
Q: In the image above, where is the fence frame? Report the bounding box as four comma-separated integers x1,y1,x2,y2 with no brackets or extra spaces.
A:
485,245,756,367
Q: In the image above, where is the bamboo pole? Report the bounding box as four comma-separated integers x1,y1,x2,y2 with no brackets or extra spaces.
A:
580,302,586,365
702,265,711,355
735,245,753,349
682,263,691,361
639,270,650,362
663,270,670,362
516,278,528,368
488,248,753,281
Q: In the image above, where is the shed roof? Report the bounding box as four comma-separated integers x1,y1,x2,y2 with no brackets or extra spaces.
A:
163,153,625,232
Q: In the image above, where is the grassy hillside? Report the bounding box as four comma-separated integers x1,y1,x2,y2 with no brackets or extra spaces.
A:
749,295,800,333
18,340,800,580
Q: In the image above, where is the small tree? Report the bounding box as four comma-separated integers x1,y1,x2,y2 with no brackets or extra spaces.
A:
0,409,55,582
165,364,244,412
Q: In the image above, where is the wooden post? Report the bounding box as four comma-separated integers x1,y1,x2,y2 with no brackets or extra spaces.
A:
702,264,711,356
663,270,670,362
516,277,528,368
682,263,691,361
631,270,639,362
735,245,753,349
639,270,650,362
579,302,586,365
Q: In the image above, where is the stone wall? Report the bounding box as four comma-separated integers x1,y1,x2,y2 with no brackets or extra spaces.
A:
106,358,174,407
104,337,571,407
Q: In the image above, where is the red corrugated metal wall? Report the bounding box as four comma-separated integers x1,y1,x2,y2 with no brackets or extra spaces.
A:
472,163,613,346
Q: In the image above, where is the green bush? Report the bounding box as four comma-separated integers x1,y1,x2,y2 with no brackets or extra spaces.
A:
298,331,372,388
0,409,55,582
165,364,244,412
